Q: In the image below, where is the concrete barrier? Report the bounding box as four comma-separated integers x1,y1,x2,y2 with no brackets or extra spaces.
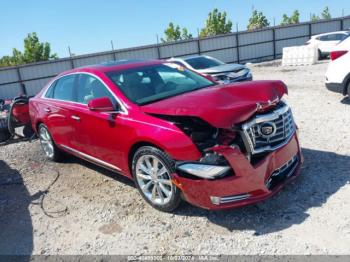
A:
282,45,318,66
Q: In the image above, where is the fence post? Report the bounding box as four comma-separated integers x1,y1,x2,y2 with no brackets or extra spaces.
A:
340,19,344,30
16,67,26,96
308,22,312,38
235,32,240,64
272,28,276,59
197,38,201,55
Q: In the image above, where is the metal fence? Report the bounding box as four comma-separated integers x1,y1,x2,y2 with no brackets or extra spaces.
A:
1,16,350,99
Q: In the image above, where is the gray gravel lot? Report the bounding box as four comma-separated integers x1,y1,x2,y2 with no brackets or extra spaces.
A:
0,61,349,255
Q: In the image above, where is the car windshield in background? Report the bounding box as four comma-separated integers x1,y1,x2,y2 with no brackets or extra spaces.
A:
106,63,214,105
185,56,224,70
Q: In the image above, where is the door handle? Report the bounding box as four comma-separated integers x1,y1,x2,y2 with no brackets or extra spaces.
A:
71,115,80,121
44,108,51,113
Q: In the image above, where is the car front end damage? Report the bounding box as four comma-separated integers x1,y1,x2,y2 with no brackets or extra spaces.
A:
142,80,303,210
172,102,302,210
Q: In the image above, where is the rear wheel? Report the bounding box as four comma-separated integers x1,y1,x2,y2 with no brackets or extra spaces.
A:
38,124,62,162
132,146,181,212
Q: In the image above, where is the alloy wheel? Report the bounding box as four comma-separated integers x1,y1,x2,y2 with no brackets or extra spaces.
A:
135,154,173,205
39,126,54,158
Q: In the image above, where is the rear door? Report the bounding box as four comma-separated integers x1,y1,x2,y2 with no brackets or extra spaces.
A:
42,74,78,149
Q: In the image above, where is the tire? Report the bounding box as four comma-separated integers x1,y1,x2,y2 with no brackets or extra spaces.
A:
38,124,63,162
318,50,323,60
132,146,181,212
347,81,350,97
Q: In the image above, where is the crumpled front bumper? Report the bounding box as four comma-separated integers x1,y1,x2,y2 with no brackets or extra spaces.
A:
172,133,303,210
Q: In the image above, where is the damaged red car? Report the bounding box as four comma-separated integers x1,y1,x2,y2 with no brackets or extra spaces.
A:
29,60,302,211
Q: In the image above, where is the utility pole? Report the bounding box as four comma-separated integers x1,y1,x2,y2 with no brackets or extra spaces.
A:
110,40,115,51
68,46,72,57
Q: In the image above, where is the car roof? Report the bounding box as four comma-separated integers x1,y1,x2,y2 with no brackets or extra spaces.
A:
58,59,165,76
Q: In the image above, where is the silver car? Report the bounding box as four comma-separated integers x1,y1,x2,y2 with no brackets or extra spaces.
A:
168,55,252,84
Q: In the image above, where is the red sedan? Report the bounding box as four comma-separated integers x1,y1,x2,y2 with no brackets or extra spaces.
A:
29,60,302,211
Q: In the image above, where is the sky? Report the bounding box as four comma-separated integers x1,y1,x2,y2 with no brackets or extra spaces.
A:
0,0,348,58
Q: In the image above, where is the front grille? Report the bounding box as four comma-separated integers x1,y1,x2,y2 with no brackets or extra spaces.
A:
241,102,295,154
265,155,299,191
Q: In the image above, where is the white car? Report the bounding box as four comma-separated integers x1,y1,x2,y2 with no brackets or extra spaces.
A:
325,36,350,96
306,31,350,58
168,55,252,84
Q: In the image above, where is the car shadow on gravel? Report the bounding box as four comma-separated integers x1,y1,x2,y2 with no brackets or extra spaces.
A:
0,160,33,257
340,97,350,105
174,148,350,235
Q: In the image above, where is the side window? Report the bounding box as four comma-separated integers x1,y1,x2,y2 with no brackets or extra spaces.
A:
76,74,116,105
52,75,76,101
44,81,57,98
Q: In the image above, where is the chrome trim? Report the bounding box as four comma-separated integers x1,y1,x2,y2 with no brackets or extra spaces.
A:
71,115,80,121
241,103,296,155
60,144,121,171
210,193,251,205
41,72,128,115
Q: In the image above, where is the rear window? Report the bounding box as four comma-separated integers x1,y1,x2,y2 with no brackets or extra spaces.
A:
52,75,76,102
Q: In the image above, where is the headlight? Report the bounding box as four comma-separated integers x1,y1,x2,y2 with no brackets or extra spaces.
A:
177,163,230,179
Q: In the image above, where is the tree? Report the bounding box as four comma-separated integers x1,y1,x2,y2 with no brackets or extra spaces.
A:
200,8,232,37
311,14,320,22
281,10,300,25
0,32,58,67
247,9,270,31
321,6,331,19
161,23,192,42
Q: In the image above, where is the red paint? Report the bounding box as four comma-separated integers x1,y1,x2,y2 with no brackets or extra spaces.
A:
29,60,302,210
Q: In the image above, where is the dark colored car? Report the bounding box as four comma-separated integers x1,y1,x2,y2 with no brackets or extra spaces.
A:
29,60,302,211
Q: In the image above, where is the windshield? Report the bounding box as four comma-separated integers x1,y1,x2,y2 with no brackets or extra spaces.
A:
106,63,215,105
185,56,224,70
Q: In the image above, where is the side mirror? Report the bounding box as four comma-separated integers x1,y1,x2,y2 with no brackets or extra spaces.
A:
88,97,115,112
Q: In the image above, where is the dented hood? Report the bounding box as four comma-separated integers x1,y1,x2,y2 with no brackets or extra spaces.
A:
141,80,288,128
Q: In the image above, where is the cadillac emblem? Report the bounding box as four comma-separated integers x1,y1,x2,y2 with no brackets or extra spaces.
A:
259,122,276,137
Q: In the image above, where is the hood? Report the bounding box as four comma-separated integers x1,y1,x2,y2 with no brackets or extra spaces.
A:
141,80,288,129
197,63,246,74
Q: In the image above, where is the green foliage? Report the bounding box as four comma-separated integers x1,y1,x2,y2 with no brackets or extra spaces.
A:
321,6,331,19
200,8,232,37
0,32,58,67
281,10,300,25
161,23,192,43
247,10,270,31
311,14,320,22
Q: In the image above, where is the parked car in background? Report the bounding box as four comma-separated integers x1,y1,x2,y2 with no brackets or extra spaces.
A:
29,60,301,211
168,55,252,84
325,36,350,96
306,31,350,58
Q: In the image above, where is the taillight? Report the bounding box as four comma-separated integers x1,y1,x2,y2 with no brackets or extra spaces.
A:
330,50,348,61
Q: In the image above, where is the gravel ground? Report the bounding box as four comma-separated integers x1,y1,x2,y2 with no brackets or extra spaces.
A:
0,60,349,255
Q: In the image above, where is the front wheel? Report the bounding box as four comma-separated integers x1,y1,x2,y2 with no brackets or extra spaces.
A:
132,146,181,212
38,124,62,162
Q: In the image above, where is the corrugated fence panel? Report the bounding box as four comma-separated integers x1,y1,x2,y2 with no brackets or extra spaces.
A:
239,30,273,45
0,68,19,85
202,48,238,63
116,47,159,60
73,53,115,68
239,42,274,61
276,36,310,55
19,60,72,80
311,20,341,35
159,41,198,58
343,18,350,29
0,83,22,99
199,35,236,52
23,78,52,96
275,24,309,40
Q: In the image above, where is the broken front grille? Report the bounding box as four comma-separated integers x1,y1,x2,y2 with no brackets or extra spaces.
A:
241,102,296,154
